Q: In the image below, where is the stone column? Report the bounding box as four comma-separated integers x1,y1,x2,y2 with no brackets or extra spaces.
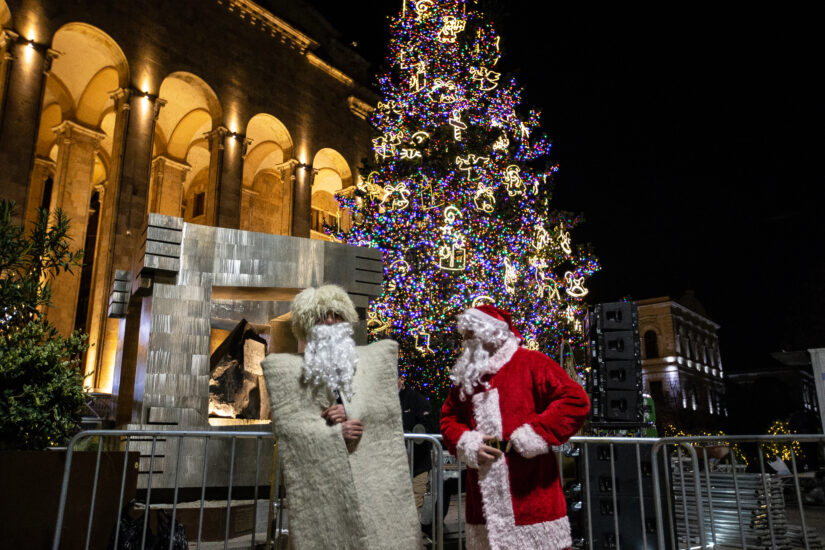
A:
47,120,105,337
809,349,825,434
204,126,227,227
84,89,133,391
291,162,314,238
24,156,55,228
0,31,57,222
278,159,297,236
149,155,190,217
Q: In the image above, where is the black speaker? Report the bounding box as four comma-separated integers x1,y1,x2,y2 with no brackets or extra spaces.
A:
587,301,643,424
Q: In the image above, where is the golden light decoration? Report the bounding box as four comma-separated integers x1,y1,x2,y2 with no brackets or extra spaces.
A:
503,257,517,295
437,206,467,271
473,183,495,213
526,337,540,351
456,154,489,180
529,256,550,298
410,61,427,93
367,308,390,334
532,224,551,251
387,259,410,292
358,171,384,200
438,15,466,43
472,295,494,307
413,0,434,21
502,165,525,196
564,271,588,298
410,131,430,144
430,78,459,103
372,132,402,160
469,66,501,91
381,182,411,211
449,109,467,140
399,148,422,160
492,134,509,152
557,228,572,255
414,325,434,353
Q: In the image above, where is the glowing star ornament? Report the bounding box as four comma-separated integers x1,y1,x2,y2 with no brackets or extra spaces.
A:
502,165,525,196
456,154,489,181
557,229,572,255
414,325,433,353
449,109,467,140
564,271,589,297
503,257,517,295
381,182,411,211
469,66,501,91
472,183,495,213
438,15,466,43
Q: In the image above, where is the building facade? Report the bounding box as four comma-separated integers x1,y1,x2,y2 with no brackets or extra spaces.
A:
0,0,376,399
637,295,726,432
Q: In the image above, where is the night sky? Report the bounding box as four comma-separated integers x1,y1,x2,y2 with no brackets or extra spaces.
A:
308,1,824,371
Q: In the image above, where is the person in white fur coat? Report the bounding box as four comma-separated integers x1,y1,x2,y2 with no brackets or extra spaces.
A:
440,305,590,550
261,285,419,550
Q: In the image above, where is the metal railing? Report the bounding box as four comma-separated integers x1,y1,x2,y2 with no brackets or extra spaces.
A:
51,430,825,549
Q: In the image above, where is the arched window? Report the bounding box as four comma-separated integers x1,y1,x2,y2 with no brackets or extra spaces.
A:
644,330,659,359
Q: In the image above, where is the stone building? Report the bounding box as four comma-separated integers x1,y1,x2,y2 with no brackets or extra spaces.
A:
637,294,726,432
0,0,376,404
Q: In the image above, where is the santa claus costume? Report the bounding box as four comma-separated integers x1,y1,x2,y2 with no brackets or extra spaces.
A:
440,305,590,550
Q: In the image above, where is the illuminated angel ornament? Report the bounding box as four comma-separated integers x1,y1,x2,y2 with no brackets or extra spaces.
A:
502,165,525,196
381,182,411,211
563,271,589,297
472,183,495,213
469,66,501,91
456,154,489,181
557,228,572,255
503,257,517,295
438,15,466,43
367,308,390,334
414,325,434,354
449,109,467,140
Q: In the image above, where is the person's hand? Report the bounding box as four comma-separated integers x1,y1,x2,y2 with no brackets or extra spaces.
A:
321,404,347,425
478,434,503,466
341,419,364,444
505,440,513,454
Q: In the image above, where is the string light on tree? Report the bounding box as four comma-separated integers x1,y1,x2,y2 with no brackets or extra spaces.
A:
331,0,599,397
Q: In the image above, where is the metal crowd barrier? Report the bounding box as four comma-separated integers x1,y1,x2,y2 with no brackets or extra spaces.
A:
51,430,825,549
50,430,447,550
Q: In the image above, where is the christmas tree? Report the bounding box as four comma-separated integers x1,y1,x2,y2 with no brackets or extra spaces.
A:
332,0,599,399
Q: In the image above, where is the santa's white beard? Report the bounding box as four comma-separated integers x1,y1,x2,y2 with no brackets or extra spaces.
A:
450,337,492,400
303,322,358,400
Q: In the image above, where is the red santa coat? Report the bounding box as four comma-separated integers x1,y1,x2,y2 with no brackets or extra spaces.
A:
441,339,590,550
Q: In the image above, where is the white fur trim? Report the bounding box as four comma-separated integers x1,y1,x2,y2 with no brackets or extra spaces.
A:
484,338,519,378
510,424,550,458
457,430,485,469
462,308,510,332
290,285,358,340
466,523,493,550
472,390,572,550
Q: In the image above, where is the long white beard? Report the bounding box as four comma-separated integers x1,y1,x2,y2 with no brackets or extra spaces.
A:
303,322,358,400
450,337,492,401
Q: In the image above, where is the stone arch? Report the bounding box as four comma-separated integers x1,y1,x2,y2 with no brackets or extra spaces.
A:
240,114,294,235
310,148,353,240
154,72,221,219
29,23,129,355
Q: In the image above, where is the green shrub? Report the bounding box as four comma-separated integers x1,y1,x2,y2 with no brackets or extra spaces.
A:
0,200,89,450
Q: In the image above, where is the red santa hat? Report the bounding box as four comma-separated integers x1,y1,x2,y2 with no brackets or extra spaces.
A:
458,304,523,343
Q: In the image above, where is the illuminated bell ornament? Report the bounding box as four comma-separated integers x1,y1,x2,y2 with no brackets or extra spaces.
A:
381,182,411,211
564,271,588,297
367,308,390,334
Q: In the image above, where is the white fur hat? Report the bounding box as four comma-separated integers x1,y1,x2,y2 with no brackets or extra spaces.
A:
290,284,359,340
